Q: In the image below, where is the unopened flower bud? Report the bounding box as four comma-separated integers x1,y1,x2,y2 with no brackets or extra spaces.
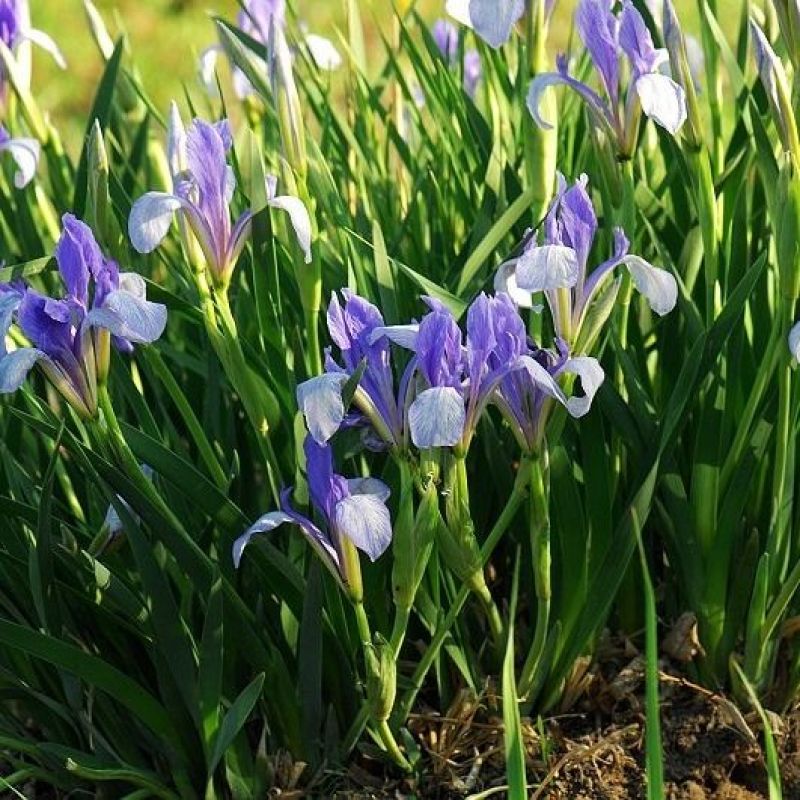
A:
777,157,800,300
365,634,397,722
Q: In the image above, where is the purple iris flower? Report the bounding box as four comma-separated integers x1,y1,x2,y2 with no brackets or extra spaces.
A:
495,174,677,343
128,109,311,286
432,19,482,98
528,0,686,157
233,435,393,593
200,0,340,99
446,0,557,49
0,124,38,188
373,294,596,451
0,0,64,99
0,215,167,417
488,293,604,452
297,290,406,448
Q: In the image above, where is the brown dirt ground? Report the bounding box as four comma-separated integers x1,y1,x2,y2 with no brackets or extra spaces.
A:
297,656,800,799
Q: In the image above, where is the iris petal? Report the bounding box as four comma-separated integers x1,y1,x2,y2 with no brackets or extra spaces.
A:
622,255,678,316
296,373,349,444
408,386,466,448
128,192,184,253
334,493,393,561
635,73,687,134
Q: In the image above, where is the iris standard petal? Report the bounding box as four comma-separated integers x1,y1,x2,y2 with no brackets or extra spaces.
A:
789,321,800,361
334,493,393,561
0,136,38,188
268,192,313,264
635,72,687,134
128,192,184,253
296,373,349,444
232,511,295,567
577,0,620,102
408,386,466,448
467,0,526,48
0,346,44,392
516,244,580,293
86,289,168,344
562,356,605,418
56,214,102,304
622,255,678,316
619,0,666,75
0,291,20,356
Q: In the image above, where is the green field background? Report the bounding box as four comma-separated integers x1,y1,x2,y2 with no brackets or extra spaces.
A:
34,0,733,152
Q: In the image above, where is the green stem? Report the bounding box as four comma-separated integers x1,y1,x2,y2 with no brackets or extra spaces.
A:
518,453,551,700
352,602,411,772
394,461,531,724
305,307,322,376
389,605,411,658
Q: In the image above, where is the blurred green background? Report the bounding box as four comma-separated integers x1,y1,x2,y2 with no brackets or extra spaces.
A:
32,0,726,154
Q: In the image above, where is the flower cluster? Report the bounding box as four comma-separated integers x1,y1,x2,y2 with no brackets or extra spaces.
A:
128,109,312,287
528,0,687,157
0,214,166,417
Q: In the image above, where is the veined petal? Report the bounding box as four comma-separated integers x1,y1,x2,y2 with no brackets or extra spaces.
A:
305,34,342,70
128,192,184,254
518,355,568,406
562,356,605,418
296,373,349,444
0,292,21,357
408,386,465,448
86,289,167,344
516,245,580,293
347,477,391,502
0,347,44,393
22,28,66,69
0,136,39,188
789,321,800,361
635,72,686,134
622,255,678,315
368,324,420,349
232,511,295,568
527,71,609,132
494,260,536,309
334,494,393,561
268,192,312,264
467,0,525,48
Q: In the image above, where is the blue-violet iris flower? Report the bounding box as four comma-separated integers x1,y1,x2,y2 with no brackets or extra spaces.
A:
446,0,557,49
372,293,601,450
432,19,482,98
488,292,604,452
128,109,311,285
0,123,38,187
495,173,677,343
528,0,686,157
233,435,393,594
790,320,800,362
0,214,167,417
297,290,407,449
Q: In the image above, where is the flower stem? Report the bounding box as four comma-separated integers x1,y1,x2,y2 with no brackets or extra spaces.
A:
394,461,531,725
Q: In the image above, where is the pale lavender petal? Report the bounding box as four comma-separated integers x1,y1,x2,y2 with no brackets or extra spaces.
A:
199,45,221,98
128,192,184,253
268,193,312,264
408,386,466,448
562,356,605,417
0,291,20,356
86,289,167,344
233,511,295,567
304,34,342,70
368,324,420,349
518,355,568,406
0,347,44,392
494,260,536,309
527,71,609,131
296,373,349,444
635,72,686,133
446,0,472,27
347,477,391,502
0,136,38,188
467,0,525,48
334,494,393,561
790,321,800,361
622,255,678,315
516,245,580,292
